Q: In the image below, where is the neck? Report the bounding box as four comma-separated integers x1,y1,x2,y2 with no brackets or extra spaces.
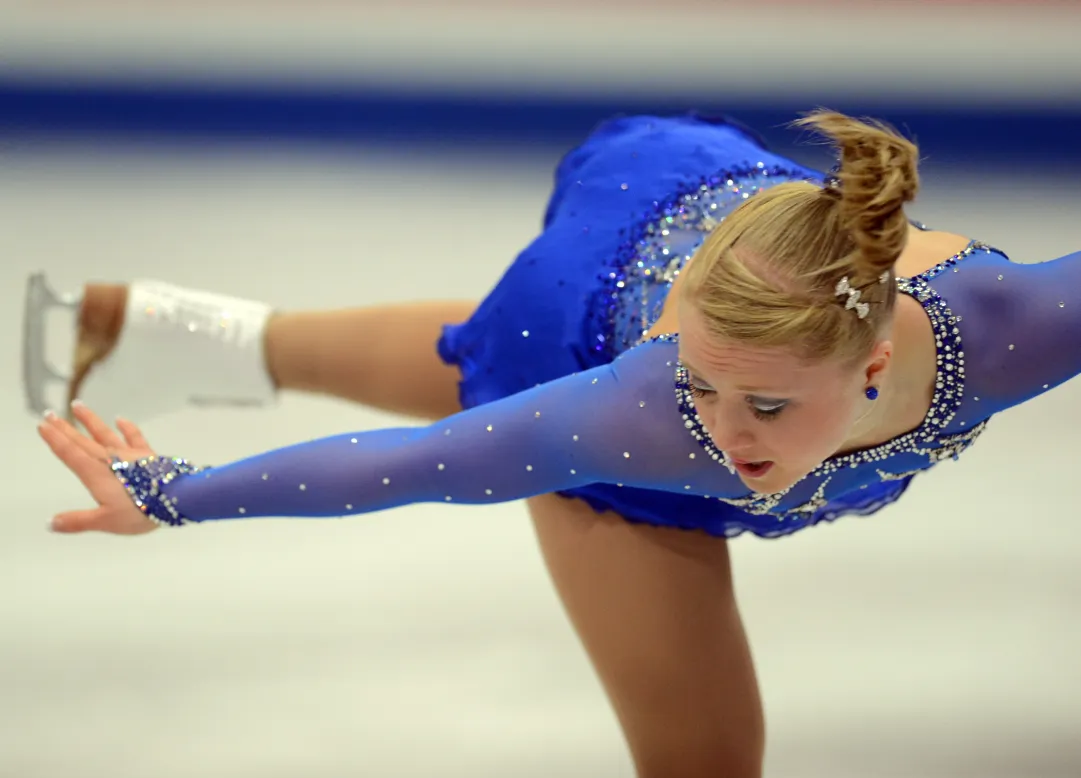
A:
839,375,899,453
839,301,937,454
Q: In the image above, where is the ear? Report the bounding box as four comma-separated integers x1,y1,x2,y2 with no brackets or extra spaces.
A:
863,339,893,386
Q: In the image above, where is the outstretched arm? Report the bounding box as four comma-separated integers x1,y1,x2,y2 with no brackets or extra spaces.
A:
937,247,1081,427
40,337,747,533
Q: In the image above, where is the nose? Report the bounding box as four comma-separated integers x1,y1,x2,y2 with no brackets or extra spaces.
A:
699,409,755,453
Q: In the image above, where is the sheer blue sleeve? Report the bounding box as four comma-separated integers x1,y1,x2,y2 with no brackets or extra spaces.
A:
930,247,1081,427
118,337,748,524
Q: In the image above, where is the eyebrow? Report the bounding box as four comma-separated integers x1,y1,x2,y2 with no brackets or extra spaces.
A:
680,356,793,396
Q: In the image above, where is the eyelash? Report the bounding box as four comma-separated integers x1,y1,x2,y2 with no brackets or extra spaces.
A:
749,402,785,422
688,385,786,422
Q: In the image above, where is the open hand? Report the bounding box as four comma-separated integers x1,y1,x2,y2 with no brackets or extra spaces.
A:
38,402,159,535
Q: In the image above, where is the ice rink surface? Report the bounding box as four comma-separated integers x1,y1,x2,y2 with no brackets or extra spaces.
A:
1,142,1079,777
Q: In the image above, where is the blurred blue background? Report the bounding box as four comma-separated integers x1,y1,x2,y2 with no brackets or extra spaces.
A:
3,1,1081,166
1,3,1079,777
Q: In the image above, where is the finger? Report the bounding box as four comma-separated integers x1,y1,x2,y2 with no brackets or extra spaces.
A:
38,419,108,478
115,417,150,450
50,508,106,534
71,401,125,449
44,412,109,463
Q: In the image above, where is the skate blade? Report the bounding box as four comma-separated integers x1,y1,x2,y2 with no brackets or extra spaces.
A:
22,273,81,416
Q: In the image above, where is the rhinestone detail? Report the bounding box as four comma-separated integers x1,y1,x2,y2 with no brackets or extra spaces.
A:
671,273,989,518
587,164,810,360
111,455,207,527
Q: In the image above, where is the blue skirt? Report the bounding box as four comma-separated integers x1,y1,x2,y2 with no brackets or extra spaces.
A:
437,114,912,537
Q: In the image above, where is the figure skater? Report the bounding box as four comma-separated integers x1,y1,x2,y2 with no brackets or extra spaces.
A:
29,111,1080,778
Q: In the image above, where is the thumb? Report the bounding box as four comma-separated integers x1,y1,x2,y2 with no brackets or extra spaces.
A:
50,508,106,534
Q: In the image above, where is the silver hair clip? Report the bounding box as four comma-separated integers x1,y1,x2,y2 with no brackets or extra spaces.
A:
835,277,870,319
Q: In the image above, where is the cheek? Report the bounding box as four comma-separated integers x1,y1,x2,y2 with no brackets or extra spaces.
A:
774,403,855,457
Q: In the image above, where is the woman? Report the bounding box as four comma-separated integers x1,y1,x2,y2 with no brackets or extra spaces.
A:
32,111,1080,778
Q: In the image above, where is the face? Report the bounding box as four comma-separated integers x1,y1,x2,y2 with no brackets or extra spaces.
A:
677,303,884,494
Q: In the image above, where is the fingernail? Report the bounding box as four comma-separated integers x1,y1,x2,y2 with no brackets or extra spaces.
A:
42,409,56,421
71,399,85,409
47,519,58,532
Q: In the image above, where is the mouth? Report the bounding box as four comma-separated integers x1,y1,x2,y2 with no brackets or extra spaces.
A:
731,458,774,479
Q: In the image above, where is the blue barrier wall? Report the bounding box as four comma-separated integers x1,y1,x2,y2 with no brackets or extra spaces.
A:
3,3,1079,166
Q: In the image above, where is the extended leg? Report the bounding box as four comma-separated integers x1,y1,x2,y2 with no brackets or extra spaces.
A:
527,493,765,778
263,301,474,420
44,280,473,422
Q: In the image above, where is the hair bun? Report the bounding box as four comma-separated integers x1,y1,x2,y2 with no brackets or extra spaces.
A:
796,110,920,281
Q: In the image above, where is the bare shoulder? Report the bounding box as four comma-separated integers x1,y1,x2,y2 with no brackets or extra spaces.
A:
894,226,974,279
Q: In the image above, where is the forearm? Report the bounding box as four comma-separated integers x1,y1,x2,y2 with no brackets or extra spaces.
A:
264,301,475,420
110,337,728,528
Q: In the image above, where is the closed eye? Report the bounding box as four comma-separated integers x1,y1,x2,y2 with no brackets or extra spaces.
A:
748,397,788,420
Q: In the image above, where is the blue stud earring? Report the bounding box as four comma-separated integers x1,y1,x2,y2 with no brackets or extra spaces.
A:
865,386,879,401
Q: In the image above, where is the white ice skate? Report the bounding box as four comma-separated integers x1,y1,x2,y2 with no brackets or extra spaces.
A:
23,273,278,423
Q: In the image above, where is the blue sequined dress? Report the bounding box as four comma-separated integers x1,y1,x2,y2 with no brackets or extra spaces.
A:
112,115,1081,538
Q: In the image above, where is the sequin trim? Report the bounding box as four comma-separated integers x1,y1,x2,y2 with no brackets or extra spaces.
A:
671,272,990,518
912,240,999,281
111,455,206,527
588,163,812,359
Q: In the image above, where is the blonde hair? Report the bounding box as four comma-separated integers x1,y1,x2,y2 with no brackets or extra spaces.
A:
680,110,920,366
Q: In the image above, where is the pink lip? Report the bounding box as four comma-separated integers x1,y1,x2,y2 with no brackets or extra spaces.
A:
732,459,774,479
